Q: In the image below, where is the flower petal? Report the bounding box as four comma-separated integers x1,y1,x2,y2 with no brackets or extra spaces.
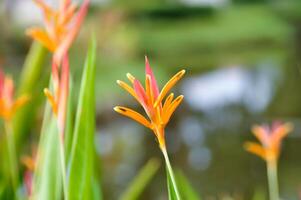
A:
54,0,90,65
133,79,148,109
162,93,174,114
162,95,183,124
12,95,30,114
271,122,293,147
244,142,266,161
57,54,70,133
114,106,151,128
154,69,185,107
117,80,140,103
126,73,135,83
44,88,58,115
26,28,56,52
145,56,159,99
252,125,270,147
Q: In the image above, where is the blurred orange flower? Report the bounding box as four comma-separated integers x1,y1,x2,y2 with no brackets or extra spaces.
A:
0,70,29,121
27,0,89,65
244,122,293,162
114,56,185,149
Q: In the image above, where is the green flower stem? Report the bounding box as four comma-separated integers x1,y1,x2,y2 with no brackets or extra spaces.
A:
161,147,181,200
267,159,279,200
4,120,19,194
59,133,68,200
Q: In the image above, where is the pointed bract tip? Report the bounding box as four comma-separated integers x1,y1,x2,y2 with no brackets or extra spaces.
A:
116,80,121,85
43,88,49,95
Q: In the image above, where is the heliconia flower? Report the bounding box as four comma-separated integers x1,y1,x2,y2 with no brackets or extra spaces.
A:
244,122,293,162
44,55,69,136
114,56,185,149
26,0,90,65
0,70,29,121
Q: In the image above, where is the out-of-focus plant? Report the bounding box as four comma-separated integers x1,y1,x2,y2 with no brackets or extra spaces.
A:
114,56,185,200
244,122,293,200
26,0,91,199
0,70,29,195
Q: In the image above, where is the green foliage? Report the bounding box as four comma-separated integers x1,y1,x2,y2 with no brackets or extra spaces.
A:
120,158,161,200
13,42,48,148
67,38,97,199
32,90,62,200
175,170,201,200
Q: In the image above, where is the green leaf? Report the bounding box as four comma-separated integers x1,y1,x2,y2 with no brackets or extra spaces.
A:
13,41,48,148
120,158,161,200
67,38,97,199
252,187,266,200
32,83,62,200
175,170,201,200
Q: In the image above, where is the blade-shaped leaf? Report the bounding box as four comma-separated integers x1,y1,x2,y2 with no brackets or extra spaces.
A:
32,83,62,200
67,38,96,199
175,170,201,200
120,158,161,200
13,42,48,149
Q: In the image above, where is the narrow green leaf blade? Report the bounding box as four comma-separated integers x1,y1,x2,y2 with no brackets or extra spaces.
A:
120,158,161,200
67,39,96,199
175,170,201,200
32,84,62,200
13,41,48,147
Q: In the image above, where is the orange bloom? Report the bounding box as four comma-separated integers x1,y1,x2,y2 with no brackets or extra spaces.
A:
114,56,185,149
0,70,29,121
244,122,293,162
27,0,90,65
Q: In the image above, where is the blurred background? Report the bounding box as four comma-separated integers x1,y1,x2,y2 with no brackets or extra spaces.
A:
1,0,301,199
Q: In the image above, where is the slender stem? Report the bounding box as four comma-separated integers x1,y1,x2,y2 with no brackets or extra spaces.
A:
161,147,181,200
267,159,279,200
4,120,19,194
59,134,68,200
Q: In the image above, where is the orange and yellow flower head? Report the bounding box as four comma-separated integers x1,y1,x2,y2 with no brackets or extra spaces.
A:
27,0,90,65
0,70,29,121
244,122,293,162
114,56,185,149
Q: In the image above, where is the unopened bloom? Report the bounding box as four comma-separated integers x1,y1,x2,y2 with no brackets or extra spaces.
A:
27,0,89,65
114,57,185,149
0,70,29,121
244,122,293,162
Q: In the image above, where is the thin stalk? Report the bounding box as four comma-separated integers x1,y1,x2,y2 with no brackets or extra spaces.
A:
161,147,181,200
267,159,279,200
59,134,68,200
4,120,19,194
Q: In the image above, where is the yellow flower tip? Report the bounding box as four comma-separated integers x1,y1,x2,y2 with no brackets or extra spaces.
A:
43,88,58,115
284,122,294,132
116,80,121,85
113,106,121,112
126,73,135,83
